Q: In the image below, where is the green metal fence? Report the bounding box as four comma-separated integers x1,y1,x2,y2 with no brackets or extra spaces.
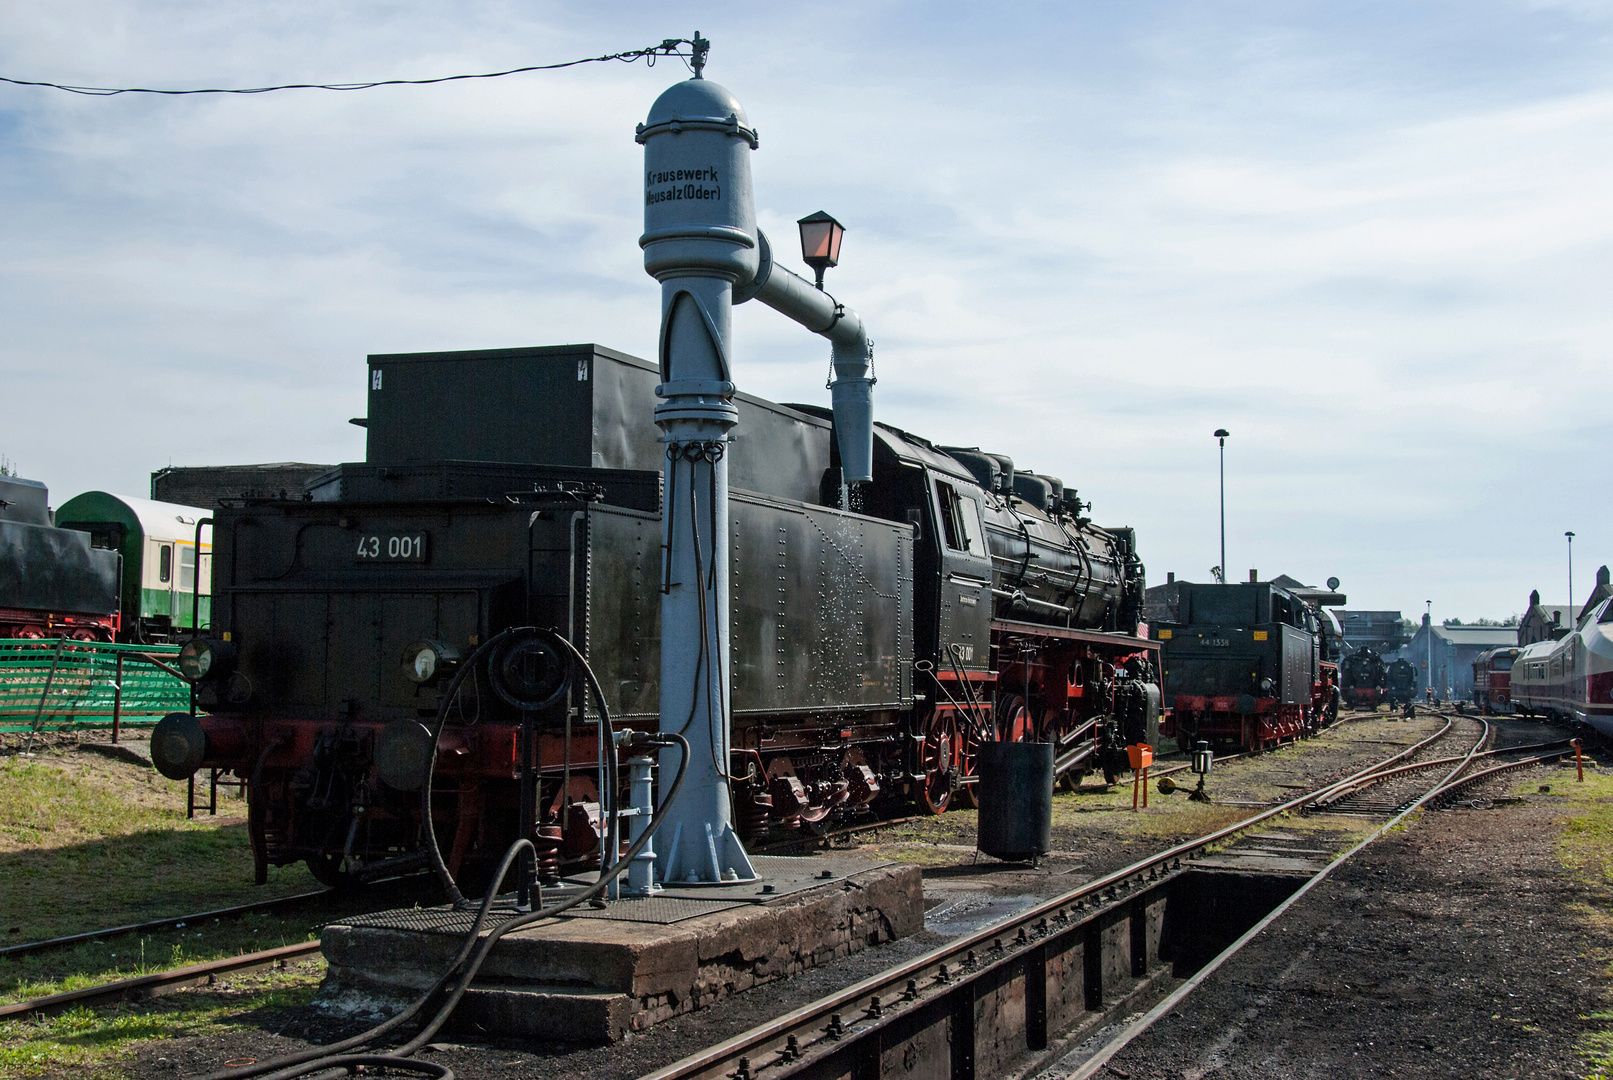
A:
0,639,193,733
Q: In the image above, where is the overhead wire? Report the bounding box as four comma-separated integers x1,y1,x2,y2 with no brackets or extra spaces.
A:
0,36,704,97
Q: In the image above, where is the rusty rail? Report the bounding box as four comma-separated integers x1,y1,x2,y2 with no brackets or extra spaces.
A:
0,941,321,1019
637,717,1471,1080
0,890,331,960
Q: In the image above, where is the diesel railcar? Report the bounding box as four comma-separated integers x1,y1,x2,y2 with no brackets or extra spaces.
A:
1155,579,1337,752
1471,647,1520,714
0,476,121,640
158,343,1161,886
1511,601,1613,735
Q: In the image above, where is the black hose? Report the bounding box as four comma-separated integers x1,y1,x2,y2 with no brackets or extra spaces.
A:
419,627,522,906
205,731,690,1080
205,630,680,1080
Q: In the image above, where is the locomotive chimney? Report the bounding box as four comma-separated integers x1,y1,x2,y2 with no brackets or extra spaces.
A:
1249,569,1258,583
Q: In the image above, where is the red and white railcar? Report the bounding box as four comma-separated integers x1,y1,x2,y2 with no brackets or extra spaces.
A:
1510,599,1613,736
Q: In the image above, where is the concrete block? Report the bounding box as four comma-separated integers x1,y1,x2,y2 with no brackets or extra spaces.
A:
321,859,921,1043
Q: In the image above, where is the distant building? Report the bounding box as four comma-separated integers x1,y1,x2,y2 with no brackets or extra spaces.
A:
1336,610,1408,656
1518,565,1611,646
1396,616,1519,699
151,463,332,509
1517,591,1580,647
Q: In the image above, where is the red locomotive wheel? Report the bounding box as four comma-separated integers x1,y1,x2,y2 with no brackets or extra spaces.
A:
994,694,1034,743
917,711,956,815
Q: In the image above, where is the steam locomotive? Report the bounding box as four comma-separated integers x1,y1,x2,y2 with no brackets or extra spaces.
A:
154,343,1160,886
1339,647,1388,708
0,476,120,641
1384,657,1419,705
1154,578,1338,753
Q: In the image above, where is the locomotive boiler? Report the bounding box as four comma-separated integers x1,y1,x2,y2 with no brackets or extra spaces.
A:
154,343,1159,886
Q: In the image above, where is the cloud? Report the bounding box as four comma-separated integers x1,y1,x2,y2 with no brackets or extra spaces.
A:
1,0,1610,618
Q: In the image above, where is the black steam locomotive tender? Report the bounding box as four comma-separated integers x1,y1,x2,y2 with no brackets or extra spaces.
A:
156,344,1161,886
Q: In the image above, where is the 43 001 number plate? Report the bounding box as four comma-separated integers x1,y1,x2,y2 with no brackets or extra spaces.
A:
355,533,429,562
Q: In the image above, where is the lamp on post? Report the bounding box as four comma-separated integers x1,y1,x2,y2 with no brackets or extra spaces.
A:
1567,530,1576,609
1189,740,1214,803
1213,429,1230,585
797,211,845,290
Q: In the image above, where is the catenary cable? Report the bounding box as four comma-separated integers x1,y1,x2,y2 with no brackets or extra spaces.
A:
0,36,708,96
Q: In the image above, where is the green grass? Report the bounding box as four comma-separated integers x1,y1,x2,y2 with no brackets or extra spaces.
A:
1510,768,1613,1079
0,910,323,1007
0,964,324,1079
0,746,326,1023
0,752,319,946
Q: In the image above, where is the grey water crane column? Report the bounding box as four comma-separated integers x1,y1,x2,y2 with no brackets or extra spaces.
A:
636,37,875,884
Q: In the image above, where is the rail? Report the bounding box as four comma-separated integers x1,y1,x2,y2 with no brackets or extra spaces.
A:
0,942,321,1019
637,717,1468,1080
1066,716,1496,1078
0,639,190,732
0,890,331,960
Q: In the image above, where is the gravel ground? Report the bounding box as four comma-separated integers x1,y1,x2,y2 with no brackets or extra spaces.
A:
105,711,1605,1080
1097,759,1610,1080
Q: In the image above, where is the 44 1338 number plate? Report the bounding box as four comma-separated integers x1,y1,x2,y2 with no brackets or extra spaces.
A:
355,532,429,562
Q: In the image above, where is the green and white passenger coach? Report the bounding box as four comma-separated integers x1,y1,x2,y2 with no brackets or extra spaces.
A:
53,492,212,642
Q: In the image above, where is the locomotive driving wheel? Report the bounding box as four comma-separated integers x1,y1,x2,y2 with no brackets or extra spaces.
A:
994,694,1035,743
916,710,957,815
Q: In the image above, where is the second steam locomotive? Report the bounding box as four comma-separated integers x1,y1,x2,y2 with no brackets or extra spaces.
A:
156,343,1160,886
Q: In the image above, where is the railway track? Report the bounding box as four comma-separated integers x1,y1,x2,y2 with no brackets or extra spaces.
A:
0,878,433,1019
0,942,322,1020
0,890,331,960
5,717,1571,1043
637,714,1556,1080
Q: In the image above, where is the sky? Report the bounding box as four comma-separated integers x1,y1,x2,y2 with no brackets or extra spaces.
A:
1,1,1609,621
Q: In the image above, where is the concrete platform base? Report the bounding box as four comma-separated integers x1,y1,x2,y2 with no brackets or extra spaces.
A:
319,855,922,1043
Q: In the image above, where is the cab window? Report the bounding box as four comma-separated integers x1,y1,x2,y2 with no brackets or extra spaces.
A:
935,480,961,549
935,480,985,556
957,494,986,555
1599,601,1613,624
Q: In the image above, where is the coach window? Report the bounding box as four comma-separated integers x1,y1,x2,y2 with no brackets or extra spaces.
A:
179,546,197,592
159,544,173,584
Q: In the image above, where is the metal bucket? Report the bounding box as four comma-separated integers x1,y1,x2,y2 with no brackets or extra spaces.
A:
976,741,1054,863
